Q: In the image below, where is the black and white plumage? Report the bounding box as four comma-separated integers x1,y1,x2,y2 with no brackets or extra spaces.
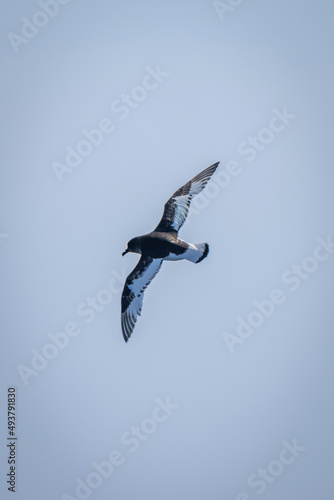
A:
121,162,219,342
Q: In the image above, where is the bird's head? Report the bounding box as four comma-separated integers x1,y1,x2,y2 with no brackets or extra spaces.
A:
122,237,141,256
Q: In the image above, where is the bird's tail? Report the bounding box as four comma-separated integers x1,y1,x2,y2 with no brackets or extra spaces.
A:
194,243,209,263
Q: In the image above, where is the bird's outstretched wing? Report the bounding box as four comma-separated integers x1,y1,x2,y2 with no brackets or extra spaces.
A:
121,256,163,342
154,162,219,233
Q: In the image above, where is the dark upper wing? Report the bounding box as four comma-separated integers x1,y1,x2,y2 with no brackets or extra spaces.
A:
121,256,163,342
154,162,220,233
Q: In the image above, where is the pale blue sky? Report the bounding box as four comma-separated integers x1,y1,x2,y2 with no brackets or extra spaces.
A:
1,1,334,499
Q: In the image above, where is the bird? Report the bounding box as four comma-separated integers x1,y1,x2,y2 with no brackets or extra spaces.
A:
121,161,220,342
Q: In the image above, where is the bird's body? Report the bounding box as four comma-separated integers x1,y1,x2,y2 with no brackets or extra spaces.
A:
121,162,219,342
124,232,208,262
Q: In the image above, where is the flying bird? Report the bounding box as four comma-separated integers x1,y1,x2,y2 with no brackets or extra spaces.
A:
121,162,220,342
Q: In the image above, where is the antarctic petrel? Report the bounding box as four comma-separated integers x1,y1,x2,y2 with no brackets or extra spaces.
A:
121,162,220,342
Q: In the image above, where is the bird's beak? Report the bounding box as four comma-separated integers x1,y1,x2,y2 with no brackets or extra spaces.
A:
122,249,128,257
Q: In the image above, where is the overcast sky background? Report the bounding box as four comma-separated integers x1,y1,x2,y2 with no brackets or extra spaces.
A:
1,1,334,499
